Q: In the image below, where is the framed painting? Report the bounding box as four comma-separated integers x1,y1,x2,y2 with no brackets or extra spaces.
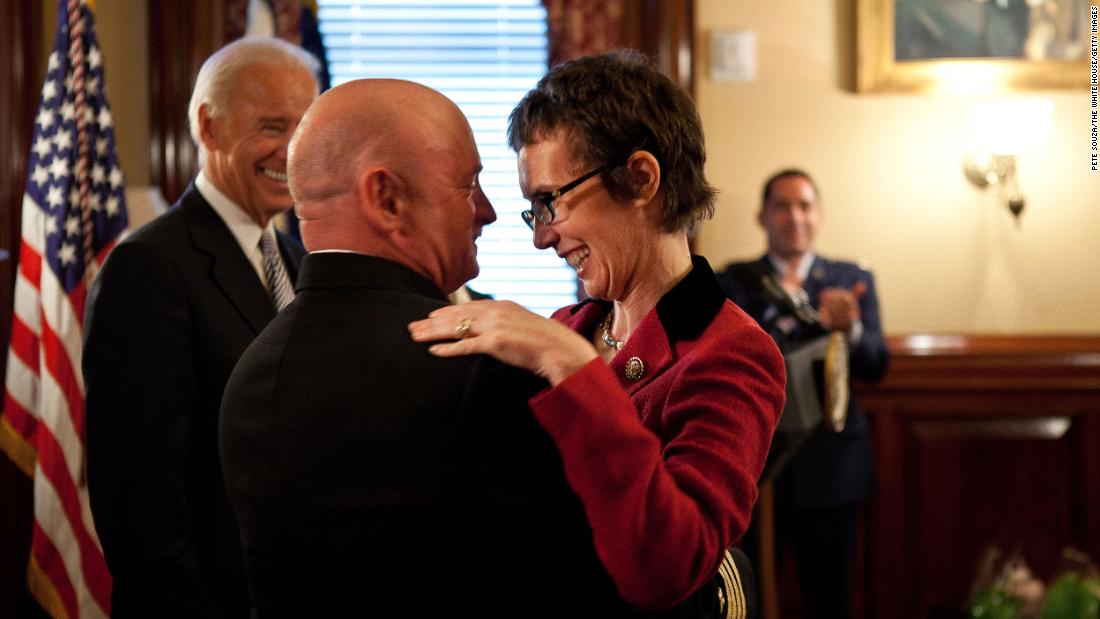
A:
857,0,1096,93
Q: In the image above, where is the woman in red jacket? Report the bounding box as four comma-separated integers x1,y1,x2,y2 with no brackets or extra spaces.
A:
409,50,785,612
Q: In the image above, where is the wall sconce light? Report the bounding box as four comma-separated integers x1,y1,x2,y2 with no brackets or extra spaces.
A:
963,153,1025,220
963,99,1053,224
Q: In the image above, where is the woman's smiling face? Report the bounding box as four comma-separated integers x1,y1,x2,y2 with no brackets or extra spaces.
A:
519,131,645,302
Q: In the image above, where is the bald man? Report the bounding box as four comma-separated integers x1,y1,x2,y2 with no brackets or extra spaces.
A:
219,80,654,618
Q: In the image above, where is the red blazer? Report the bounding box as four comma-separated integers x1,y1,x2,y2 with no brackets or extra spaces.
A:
529,256,785,610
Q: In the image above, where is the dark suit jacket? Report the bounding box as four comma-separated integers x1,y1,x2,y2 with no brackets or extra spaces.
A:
220,253,706,618
716,255,889,510
84,184,304,618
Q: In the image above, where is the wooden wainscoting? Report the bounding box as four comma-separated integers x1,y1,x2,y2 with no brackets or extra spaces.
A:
857,335,1100,618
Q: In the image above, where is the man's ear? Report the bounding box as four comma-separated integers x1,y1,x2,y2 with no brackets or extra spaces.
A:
197,104,220,154
626,150,661,207
356,166,406,233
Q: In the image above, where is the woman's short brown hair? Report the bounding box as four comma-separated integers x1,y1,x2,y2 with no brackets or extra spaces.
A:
508,49,717,235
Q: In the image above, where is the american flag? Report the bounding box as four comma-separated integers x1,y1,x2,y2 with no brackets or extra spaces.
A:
0,0,127,617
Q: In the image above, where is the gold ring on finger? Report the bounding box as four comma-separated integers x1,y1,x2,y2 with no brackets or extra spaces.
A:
455,317,473,339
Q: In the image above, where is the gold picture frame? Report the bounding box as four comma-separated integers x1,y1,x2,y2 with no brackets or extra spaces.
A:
856,0,1097,93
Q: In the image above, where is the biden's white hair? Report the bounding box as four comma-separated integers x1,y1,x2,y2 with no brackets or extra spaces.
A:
188,37,320,153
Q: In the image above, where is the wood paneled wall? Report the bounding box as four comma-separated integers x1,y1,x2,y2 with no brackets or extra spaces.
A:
0,2,43,616
858,335,1100,618
148,0,240,205
623,0,695,94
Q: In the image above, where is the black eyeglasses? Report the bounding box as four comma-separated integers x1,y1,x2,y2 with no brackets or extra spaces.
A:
521,160,624,230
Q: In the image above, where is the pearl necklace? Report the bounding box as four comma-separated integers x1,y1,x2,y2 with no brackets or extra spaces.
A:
600,311,624,350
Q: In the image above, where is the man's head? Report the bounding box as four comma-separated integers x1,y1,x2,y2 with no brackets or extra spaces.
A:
758,168,822,261
189,37,320,227
289,79,496,294
507,49,716,236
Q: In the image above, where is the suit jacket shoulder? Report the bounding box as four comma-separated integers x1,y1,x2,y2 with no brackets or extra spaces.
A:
714,257,773,324
117,185,303,271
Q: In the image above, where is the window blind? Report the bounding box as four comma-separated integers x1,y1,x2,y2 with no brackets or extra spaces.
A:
317,0,577,316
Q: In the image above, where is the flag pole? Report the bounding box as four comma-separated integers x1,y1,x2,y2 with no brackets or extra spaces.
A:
68,0,97,285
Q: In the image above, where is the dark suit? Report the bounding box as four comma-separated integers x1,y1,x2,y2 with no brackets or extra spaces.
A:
220,252,708,618
83,184,304,618
716,255,888,618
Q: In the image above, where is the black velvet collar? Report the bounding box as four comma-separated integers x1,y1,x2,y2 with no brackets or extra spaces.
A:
569,254,726,343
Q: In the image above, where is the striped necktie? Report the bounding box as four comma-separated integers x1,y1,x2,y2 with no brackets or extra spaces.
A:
259,230,295,311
